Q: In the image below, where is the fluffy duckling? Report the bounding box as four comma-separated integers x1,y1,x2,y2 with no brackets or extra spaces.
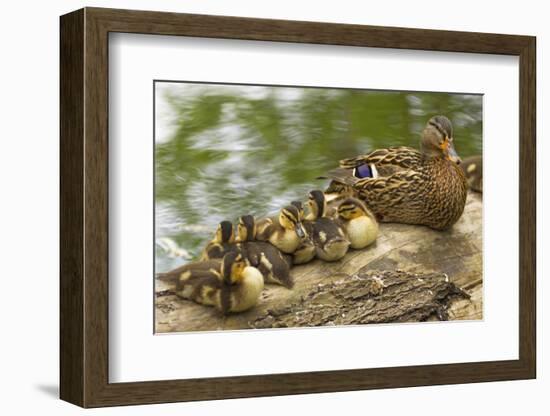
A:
200,220,238,261
290,200,316,264
236,215,294,288
306,190,350,262
255,205,306,254
460,155,482,192
162,252,264,314
335,198,379,249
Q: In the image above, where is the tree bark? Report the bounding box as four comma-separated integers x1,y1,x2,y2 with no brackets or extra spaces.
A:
251,270,469,328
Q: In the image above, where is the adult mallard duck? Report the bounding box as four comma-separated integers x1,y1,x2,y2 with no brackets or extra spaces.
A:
324,115,468,231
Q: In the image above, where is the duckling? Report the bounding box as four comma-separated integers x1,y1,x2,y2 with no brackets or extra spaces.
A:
200,220,239,260
306,190,350,262
335,198,379,249
255,205,306,254
290,200,316,264
460,155,482,193
160,252,264,314
236,215,294,288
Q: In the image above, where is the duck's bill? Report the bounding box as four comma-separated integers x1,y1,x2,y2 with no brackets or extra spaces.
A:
447,142,462,164
295,223,306,238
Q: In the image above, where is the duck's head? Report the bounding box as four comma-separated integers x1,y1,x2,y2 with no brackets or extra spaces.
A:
306,190,327,219
421,115,461,164
279,205,306,238
221,252,247,285
214,220,235,244
237,215,256,242
337,198,370,220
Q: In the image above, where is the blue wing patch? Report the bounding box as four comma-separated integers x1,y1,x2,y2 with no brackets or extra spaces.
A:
354,163,373,178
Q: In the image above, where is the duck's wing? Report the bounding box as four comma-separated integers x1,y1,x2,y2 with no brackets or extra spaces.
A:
255,217,276,241
322,167,361,187
339,146,422,175
247,242,294,288
185,274,223,305
353,169,424,206
157,259,222,282
311,218,347,245
322,147,422,190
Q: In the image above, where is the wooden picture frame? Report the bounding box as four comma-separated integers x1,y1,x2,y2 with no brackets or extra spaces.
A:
60,7,536,408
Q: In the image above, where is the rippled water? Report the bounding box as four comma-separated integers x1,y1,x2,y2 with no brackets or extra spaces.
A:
155,82,482,272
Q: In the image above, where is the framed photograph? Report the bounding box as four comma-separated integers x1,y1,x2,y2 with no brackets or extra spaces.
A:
60,7,536,408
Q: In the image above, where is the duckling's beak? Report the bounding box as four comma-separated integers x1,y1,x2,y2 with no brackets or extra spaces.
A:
295,223,306,238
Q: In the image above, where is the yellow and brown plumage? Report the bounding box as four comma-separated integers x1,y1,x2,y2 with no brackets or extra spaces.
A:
157,252,264,314
305,190,350,262
200,220,239,260
335,197,379,249
255,205,306,254
460,155,482,193
290,200,316,264
324,115,468,231
236,215,295,288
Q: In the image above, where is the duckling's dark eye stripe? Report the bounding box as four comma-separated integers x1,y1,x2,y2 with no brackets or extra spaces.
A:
281,213,296,223
339,206,355,213
338,203,356,211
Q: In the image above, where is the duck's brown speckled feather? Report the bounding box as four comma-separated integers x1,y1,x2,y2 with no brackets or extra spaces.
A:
327,147,468,230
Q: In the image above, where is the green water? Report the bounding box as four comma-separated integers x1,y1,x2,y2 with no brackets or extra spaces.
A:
155,83,482,272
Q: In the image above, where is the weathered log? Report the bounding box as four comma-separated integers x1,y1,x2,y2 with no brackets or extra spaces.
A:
155,191,482,333
251,270,469,328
